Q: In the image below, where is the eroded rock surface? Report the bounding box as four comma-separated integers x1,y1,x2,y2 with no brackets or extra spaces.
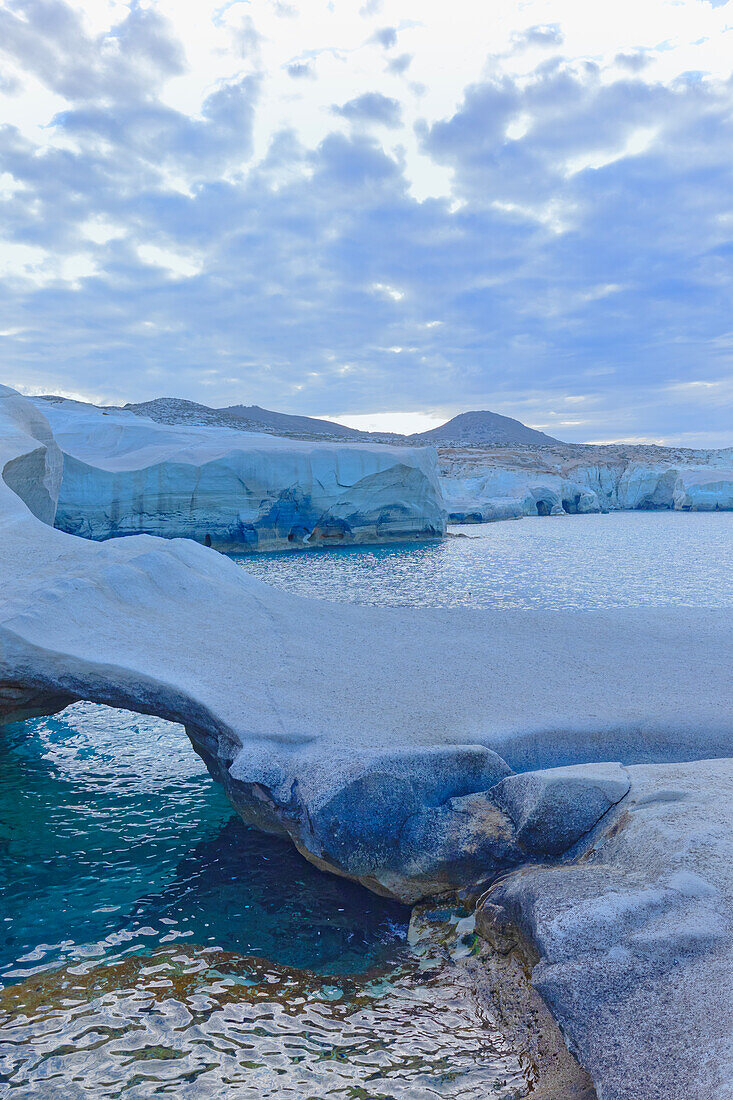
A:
439,443,733,521
36,398,445,551
490,762,630,857
478,759,733,1100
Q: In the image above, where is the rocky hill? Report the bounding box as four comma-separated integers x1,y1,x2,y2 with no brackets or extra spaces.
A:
409,410,561,446
35,395,559,446
220,404,364,440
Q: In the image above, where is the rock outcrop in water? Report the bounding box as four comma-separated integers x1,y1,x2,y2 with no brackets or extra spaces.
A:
35,398,445,551
1,385,732,1099
439,443,733,521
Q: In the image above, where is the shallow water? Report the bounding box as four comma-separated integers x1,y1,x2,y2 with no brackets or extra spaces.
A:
0,706,525,1098
232,512,733,610
4,512,728,1096
0,707,408,985
0,941,525,1098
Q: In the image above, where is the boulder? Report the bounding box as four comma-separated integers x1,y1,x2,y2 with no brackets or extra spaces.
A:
490,762,630,857
478,759,733,1100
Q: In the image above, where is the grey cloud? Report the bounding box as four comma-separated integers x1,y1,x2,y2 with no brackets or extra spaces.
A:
332,92,402,127
231,14,263,59
0,0,185,102
615,51,650,72
0,70,22,95
386,53,412,75
54,74,260,178
371,26,397,49
513,24,564,49
287,61,316,79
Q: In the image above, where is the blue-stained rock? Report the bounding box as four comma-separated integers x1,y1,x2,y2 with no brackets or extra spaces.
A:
489,763,630,857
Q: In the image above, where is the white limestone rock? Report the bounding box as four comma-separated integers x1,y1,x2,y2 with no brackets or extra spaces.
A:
37,399,446,551
440,445,733,522
0,385,729,884
479,759,733,1100
2,386,733,1095
489,762,630,857
674,468,733,511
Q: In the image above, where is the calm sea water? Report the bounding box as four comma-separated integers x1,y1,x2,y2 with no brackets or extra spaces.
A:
232,512,733,610
2,513,728,1097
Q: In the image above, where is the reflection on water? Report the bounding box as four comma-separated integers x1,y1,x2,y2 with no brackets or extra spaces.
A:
0,704,527,1097
0,943,526,1098
232,511,733,610
0,705,407,984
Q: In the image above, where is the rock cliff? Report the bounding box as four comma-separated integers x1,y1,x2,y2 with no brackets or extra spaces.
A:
439,443,733,521
36,399,445,551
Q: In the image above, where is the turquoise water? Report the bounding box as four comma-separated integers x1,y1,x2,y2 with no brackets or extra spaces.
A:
3,512,728,1096
232,512,733,610
0,705,408,987
0,705,525,1097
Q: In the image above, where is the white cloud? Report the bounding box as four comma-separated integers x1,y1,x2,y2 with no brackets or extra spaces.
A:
329,410,447,434
136,244,203,279
0,241,98,285
371,281,405,300
564,126,659,177
81,217,127,244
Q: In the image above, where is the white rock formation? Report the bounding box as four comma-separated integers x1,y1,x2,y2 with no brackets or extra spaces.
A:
2,386,732,1099
37,398,445,550
479,758,733,1100
440,444,733,521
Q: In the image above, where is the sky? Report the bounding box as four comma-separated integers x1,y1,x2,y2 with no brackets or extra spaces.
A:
0,0,731,445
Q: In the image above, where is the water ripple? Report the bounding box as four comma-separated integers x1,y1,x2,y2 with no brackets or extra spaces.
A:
0,946,526,1098
231,512,733,610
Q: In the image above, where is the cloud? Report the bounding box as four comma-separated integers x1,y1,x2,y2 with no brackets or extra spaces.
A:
287,61,316,80
332,92,402,127
615,51,650,73
0,0,185,102
230,13,263,59
0,0,731,444
513,24,564,49
370,26,397,49
386,53,412,75
53,74,260,180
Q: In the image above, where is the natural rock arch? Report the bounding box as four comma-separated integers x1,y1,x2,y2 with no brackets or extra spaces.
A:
3,387,733,1100
2,385,731,898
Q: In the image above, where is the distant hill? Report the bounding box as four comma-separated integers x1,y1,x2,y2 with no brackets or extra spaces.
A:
410,410,561,446
117,398,366,440
220,404,363,440
34,395,562,446
122,397,236,427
